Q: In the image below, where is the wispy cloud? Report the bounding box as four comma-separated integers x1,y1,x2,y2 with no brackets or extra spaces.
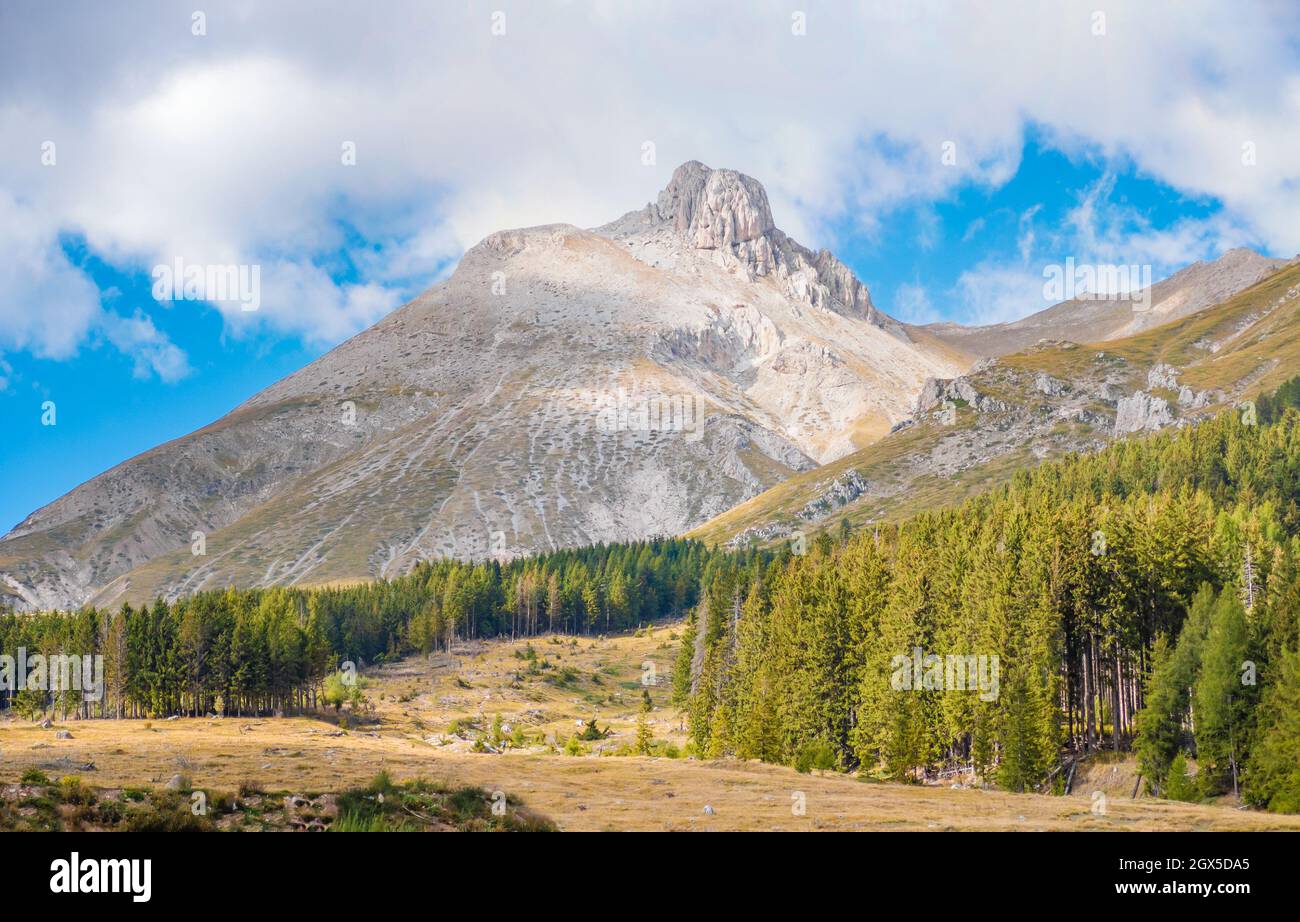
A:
97,311,190,383
891,281,941,324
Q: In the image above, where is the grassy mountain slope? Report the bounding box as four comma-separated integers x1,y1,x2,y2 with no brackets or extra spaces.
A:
691,261,1300,547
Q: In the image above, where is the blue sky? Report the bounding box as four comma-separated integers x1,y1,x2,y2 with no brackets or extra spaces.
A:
3,0,1299,533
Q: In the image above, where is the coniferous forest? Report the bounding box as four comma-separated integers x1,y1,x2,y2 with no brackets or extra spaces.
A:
679,376,1300,812
4,378,1300,812
0,539,734,719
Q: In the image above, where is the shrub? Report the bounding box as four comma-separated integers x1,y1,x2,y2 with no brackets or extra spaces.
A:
793,742,837,774
57,776,93,805
1164,753,1199,802
367,770,395,795
123,796,214,832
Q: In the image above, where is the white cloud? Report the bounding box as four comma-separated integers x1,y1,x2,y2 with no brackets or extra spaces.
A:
1017,205,1044,263
891,282,940,324
0,190,102,359
951,264,1050,327
1,0,1298,362
1062,173,1252,272
98,310,191,383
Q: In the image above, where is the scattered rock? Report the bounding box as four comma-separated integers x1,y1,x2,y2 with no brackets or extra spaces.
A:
1147,363,1180,391
54,730,72,740
1034,372,1066,397
703,805,716,815
164,774,186,791
915,375,1009,415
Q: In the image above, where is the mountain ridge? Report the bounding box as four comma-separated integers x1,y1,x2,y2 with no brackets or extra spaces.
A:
690,258,1300,547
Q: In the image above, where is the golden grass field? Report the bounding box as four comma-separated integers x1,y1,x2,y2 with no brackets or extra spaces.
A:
3,625,1298,831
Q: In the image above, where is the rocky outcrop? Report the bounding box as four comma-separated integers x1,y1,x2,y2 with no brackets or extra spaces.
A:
915,375,1009,415
799,470,868,520
1147,363,1180,391
641,161,896,333
654,161,774,249
1114,391,1174,435
1034,373,1066,397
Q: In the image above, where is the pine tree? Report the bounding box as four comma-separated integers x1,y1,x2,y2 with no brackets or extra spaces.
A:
671,612,697,708
1194,591,1254,796
1164,752,1199,802
1244,643,1300,812
635,689,653,755
1135,584,1214,792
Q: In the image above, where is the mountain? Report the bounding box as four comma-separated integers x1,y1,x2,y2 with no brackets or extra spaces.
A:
922,247,1289,359
690,258,1300,547
5,160,1291,613
0,161,964,611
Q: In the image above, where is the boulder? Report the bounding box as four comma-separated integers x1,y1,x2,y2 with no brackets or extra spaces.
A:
1034,373,1066,397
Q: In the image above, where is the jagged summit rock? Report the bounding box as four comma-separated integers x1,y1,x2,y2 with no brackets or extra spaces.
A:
602,161,887,330
654,160,775,248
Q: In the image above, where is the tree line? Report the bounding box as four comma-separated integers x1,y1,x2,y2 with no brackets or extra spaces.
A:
677,377,1300,811
0,538,733,720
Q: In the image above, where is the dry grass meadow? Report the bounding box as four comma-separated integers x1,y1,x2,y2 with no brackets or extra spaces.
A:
3,625,1298,832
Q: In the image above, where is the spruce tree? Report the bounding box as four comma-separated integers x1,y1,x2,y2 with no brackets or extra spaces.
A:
1194,591,1254,796
1244,643,1300,811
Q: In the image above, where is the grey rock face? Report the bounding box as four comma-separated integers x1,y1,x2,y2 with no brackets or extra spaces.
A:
626,161,887,329
1034,373,1066,397
914,375,1008,415
1114,391,1174,435
655,160,774,248
799,470,868,520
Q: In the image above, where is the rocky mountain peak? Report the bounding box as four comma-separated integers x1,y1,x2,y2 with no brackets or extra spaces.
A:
653,161,775,249
607,161,887,330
